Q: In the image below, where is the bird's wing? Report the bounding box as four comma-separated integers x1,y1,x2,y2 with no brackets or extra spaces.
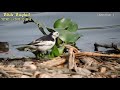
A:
36,34,54,41
28,34,54,46
35,41,54,46
28,40,54,46
28,40,44,46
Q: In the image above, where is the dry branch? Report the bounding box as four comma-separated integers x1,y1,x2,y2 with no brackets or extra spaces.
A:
75,52,120,58
0,66,33,76
0,70,10,78
65,44,120,58
64,44,80,53
68,48,75,69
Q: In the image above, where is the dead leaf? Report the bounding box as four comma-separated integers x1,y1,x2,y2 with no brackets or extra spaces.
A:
21,75,30,78
75,67,91,76
39,73,52,78
100,67,107,73
23,61,37,70
80,57,99,67
39,57,66,68
71,75,83,78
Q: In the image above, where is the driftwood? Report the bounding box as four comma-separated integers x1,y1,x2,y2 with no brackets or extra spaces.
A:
75,52,120,58
94,43,120,52
0,70,10,78
64,44,120,58
0,66,33,76
64,44,80,53
68,48,75,69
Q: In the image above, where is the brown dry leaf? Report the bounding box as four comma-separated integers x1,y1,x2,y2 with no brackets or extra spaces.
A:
33,71,41,78
100,67,107,73
72,59,91,76
80,57,99,67
71,75,83,78
86,66,99,72
20,75,31,78
23,61,37,70
38,57,66,68
50,74,70,78
38,73,52,78
56,64,64,68
114,65,120,70
111,75,117,78
7,65,15,68
75,67,91,76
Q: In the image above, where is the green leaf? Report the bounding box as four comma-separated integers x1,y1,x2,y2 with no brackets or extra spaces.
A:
56,37,63,46
55,29,80,44
54,18,78,32
67,22,78,32
54,18,71,29
51,45,60,57
58,46,65,55
49,52,55,58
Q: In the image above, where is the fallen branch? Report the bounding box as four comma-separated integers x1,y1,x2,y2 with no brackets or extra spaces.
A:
6,71,33,76
0,66,33,76
64,44,80,53
75,52,120,58
0,70,10,78
68,48,75,70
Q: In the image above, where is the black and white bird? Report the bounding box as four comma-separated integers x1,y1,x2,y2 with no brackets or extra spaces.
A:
27,31,59,52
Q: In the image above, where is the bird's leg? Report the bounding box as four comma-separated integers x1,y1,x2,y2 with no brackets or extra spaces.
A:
32,50,42,59
40,51,47,58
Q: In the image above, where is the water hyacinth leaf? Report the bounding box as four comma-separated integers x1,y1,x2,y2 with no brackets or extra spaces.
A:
54,18,71,29
56,37,63,46
49,52,55,58
58,46,65,55
66,33,80,43
51,45,60,57
67,22,78,32
55,29,80,43
54,18,78,32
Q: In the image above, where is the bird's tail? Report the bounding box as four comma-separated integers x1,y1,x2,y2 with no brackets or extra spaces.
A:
12,44,28,46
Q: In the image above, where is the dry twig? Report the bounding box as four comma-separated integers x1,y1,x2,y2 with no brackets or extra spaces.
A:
0,70,10,78
75,52,120,58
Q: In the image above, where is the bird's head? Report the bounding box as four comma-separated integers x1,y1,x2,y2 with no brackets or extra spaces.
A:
51,31,59,39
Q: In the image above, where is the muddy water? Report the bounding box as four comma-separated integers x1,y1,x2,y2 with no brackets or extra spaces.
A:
0,12,120,58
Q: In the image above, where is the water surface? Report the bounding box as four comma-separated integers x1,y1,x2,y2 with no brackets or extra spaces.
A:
0,12,120,58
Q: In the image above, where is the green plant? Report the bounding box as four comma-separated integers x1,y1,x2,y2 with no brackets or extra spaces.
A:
17,17,81,59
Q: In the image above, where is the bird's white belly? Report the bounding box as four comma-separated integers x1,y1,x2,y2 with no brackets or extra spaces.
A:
37,45,54,51
28,40,55,52
37,41,55,51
